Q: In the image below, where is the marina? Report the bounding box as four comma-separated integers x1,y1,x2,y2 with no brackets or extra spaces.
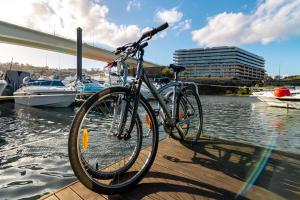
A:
0,1,300,199
0,69,118,106
0,96,299,199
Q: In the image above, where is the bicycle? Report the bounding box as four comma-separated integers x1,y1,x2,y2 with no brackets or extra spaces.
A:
68,22,203,194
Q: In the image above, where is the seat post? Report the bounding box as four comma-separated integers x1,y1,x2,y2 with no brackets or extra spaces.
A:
174,71,178,81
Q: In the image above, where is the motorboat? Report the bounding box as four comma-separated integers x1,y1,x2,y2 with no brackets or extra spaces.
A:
63,74,105,94
254,87,300,109
76,79,105,93
0,80,7,96
14,77,76,107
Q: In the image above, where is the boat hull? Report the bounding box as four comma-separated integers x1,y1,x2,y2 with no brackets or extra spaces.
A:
258,96,300,109
14,93,76,107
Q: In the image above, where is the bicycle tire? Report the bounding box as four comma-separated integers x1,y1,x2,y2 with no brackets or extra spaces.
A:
68,87,159,194
82,104,142,180
171,86,203,143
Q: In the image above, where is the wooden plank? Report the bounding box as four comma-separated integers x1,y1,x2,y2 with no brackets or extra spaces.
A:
70,182,105,200
104,152,170,200
152,139,245,188
141,148,239,199
41,182,78,200
144,162,211,200
153,138,291,199
55,187,82,200
129,152,183,200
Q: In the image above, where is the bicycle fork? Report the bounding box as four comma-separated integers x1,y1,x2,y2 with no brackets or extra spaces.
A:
115,52,145,140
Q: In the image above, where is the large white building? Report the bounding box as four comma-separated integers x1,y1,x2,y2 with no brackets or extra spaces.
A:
174,46,265,80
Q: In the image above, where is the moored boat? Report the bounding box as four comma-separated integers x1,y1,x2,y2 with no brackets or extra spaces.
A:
14,78,76,107
254,87,300,109
76,79,105,93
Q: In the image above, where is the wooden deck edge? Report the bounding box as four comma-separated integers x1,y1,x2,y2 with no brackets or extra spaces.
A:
40,181,79,200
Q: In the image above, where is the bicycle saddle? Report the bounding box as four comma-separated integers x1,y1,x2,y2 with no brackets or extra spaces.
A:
169,64,186,72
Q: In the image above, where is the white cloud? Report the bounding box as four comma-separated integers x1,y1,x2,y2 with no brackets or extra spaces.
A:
173,19,191,32
158,31,167,38
126,0,141,12
155,7,183,25
0,0,146,48
155,7,191,35
192,0,300,46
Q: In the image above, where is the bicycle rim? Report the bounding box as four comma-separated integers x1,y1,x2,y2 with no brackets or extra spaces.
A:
68,87,159,194
173,88,203,143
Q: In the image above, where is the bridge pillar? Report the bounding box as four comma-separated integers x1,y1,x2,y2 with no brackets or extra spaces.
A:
77,27,82,81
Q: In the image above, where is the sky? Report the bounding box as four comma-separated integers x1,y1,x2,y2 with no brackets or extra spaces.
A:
0,0,299,76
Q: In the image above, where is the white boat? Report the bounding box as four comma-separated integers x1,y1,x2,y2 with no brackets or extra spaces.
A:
14,78,76,107
254,87,300,109
252,89,273,97
0,80,7,95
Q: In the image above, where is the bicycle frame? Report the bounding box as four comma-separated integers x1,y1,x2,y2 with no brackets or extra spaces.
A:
115,46,200,139
143,74,177,126
126,49,185,138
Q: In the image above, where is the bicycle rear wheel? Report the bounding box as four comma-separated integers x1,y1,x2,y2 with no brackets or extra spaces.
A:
68,87,159,194
172,86,203,143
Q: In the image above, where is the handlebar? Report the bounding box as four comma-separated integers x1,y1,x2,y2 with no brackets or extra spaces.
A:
114,22,168,55
140,22,169,41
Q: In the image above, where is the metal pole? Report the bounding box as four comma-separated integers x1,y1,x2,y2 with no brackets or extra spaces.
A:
77,27,82,81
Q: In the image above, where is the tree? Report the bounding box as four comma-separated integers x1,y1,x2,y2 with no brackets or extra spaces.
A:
161,67,170,77
182,70,188,77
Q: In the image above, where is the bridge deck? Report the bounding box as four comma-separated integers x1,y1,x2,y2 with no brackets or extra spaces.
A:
42,137,300,200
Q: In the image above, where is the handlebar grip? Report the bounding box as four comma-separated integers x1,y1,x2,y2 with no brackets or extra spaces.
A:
141,22,169,40
114,46,126,55
155,22,169,33
149,22,169,36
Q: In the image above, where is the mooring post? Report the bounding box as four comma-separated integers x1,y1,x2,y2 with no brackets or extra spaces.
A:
77,27,82,81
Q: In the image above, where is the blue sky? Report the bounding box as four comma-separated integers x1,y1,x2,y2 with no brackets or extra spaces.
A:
0,0,299,76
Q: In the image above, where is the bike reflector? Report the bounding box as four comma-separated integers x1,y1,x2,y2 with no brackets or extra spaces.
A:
82,128,89,149
145,114,151,129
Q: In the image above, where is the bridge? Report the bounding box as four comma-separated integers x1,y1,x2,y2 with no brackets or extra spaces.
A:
0,20,159,68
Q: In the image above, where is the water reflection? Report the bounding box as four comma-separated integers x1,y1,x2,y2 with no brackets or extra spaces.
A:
201,96,300,154
0,103,76,199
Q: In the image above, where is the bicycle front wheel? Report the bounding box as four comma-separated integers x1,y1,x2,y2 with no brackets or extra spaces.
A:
172,86,203,143
68,87,159,194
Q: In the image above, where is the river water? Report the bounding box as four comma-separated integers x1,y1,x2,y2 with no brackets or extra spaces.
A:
0,96,299,199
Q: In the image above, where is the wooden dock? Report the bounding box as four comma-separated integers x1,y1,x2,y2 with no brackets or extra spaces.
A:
42,137,300,200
